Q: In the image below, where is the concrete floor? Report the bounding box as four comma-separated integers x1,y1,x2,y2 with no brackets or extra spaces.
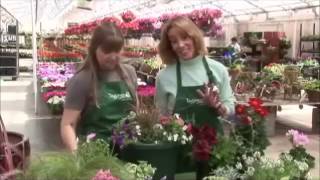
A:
0,59,319,179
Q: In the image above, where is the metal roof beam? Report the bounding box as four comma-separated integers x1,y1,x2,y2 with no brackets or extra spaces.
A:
224,4,319,18
0,5,19,23
243,0,268,13
299,0,319,16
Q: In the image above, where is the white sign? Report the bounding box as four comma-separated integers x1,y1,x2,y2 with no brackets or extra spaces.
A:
1,34,16,44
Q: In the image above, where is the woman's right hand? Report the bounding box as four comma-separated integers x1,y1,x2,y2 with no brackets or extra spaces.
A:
60,109,81,152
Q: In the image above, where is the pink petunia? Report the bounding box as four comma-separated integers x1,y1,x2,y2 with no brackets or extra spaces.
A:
91,169,119,180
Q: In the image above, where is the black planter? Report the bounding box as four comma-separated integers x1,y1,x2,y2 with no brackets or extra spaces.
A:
196,161,210,180
120,143,178,180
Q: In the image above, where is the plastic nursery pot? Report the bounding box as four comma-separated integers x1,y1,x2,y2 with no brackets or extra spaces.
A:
120,143,178,180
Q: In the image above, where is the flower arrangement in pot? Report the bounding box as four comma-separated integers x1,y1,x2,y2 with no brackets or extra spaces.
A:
19,138,155,180
112,104,192,180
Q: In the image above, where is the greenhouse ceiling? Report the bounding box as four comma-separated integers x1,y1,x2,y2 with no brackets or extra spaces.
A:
1,0,319,31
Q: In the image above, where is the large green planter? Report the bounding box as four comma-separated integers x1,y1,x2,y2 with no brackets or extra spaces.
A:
120,143,178,180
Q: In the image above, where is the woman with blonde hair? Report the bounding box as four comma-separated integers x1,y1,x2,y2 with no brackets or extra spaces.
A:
61,22,138,151
156,16,235,179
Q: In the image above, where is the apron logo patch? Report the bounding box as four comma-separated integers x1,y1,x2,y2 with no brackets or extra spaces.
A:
186,98,203,105
105,92,131,101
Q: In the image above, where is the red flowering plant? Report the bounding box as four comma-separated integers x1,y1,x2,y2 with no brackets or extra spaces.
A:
188,8,222,33
187,124,218,161
121,10,136,23
233,98,270,154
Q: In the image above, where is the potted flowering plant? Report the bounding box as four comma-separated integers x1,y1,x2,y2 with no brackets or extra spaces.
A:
205,129,315,180
112,104,192,180
304,80,320,105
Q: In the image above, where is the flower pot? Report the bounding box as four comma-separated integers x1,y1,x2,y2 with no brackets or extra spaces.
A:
306,90,320,108
196,161,210,180
120,143,178,180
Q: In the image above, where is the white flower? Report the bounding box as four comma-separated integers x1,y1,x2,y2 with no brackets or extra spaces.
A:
181,140,186,145
245,157,254,165
283,153,293,161
275,159,282,167
246,167,255,176
154,124,163,129
168,135,172,141
182,125,188,131
163,131,167,136
154,140,158,144
136,125,140,130
279,167,284,173
242,154,247,160
182,135,187,140
188,135,193,141
286,129,299,137
253,151,261,159
294,160,309,171
236,162,242,170
173,134,178,142
174,113,180,119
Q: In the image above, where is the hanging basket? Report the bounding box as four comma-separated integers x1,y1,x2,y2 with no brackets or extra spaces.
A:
0,115,30,180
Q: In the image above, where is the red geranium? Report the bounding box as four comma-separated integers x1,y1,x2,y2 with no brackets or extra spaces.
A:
248,97,263,108
236,98,269,126
241,116,252,125
189,124,217,161
235,104,246,115
193,140,212,161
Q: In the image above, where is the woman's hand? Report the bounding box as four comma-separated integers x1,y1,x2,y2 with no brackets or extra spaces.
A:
197,83,227,116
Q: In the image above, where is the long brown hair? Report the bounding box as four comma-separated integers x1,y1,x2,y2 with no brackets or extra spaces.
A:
77,22,132,107
158,16,207,65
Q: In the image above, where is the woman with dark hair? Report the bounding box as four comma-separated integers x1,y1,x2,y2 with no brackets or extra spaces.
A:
60,22,138,151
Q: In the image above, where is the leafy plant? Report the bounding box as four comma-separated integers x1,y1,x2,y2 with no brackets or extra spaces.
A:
209,136,238,169
304,80,320,91
20,139,155,180
205,129,315,180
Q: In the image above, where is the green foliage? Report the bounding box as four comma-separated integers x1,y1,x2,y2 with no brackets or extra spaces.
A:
288,146,315,170
304,80,320,91
124,161,156,180
209,136,238,169
20,139,144,180
279,38,292,50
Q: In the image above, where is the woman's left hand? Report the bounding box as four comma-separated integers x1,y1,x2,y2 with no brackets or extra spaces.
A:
197,83,227,116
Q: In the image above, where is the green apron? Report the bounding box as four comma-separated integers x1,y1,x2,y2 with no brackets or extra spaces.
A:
174,56,223,176
78,81,133,140
174,56,222,132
